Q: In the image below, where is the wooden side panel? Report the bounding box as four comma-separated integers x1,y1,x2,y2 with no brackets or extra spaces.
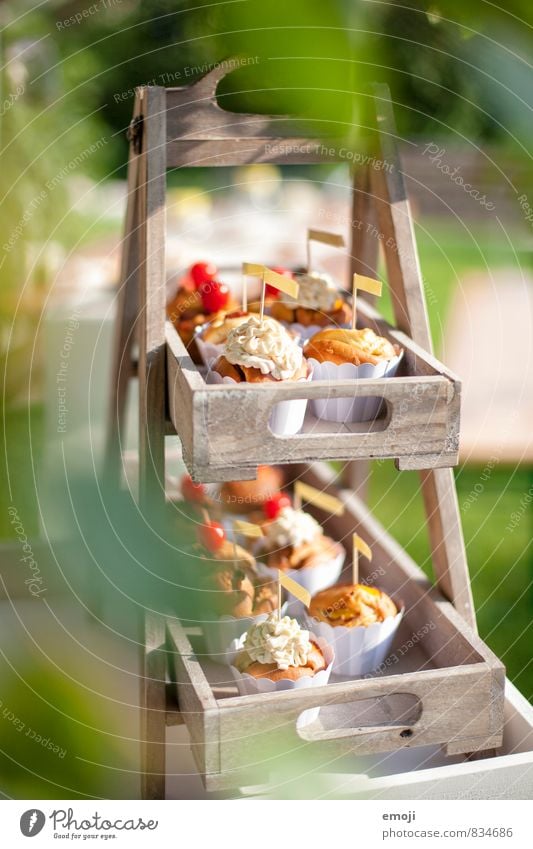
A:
167,618,221,779
138,87,167,512
371,84,476,630
104,97,142,488
140,614,167,799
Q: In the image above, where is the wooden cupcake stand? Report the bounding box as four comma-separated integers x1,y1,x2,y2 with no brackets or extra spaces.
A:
106,65,509,798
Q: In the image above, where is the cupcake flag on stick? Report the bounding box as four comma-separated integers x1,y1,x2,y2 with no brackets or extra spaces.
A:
352,533,372,585
242,263,299,323
306,229,345,274
293,480,345,516
277,569,311,618
351,273,383,330
233,519,263,539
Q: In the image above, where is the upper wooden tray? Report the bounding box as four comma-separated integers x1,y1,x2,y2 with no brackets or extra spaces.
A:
166,298,461,482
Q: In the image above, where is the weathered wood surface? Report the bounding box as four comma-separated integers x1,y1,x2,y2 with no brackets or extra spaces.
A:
371,83,476,631
166,295,461,480
140,614,167,799
165,63,349,167
165,468,504,788
137,87,167,512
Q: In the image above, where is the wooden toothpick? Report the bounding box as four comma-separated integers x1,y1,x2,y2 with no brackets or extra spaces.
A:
259,268,266,323
352,534,359,585
352,533,372,585
352,275,358,330
242,271,247,312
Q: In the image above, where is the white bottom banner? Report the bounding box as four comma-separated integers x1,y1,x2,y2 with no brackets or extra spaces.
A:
0,799,530,848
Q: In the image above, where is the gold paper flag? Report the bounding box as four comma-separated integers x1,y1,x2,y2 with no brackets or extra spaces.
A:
294,481,345,516
308,229,345,248
353,273,383,298
353,533,372,561
242,262,265,277
233,520,263,539
278,569,311,608
263,267,299,299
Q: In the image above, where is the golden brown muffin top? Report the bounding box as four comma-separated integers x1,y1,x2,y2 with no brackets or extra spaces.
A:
309,583,397,627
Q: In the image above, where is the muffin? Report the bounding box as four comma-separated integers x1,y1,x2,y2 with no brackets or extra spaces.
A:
306,327,400,366
305,327,403,423
219,465,284,516
305,583,403,676
166,262,238,362
258,505,345,595
309,583,397,627
213,315,309,384
195,531,279,661
195,309,260,366
209,315,313,435
233,612,327,681
198,560,277,619
270,272,352,335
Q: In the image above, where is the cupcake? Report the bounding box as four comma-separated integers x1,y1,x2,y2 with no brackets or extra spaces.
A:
229,613,334,722
270,272,352,342
305,583,403,676
195,309,259,367
209,315,312,435
258,499,345,595
305,327,403,423
166,261,238,363
194,522,279,661
219,465,285,518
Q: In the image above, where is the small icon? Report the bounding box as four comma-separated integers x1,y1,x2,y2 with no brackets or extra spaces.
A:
20,810,45,837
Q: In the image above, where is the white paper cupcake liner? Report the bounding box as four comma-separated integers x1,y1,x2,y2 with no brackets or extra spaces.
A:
303,603,404,677
206,369,312,436
195,334,224,368
228,634,334,726
307,351,403,423
257,548,345,597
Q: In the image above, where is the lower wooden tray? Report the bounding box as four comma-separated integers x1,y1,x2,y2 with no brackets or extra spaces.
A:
167,470,505,792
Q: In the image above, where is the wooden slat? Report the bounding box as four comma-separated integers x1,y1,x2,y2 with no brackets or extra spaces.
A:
342,165,381,497
104,97,142,489
371,83,476,631
166,618,221,779
140,614,166,800
137,87,167,511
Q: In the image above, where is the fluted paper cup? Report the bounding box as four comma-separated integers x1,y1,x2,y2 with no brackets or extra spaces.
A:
228,633,334,726
195,333,224,368
206,368,313,436
303,603,404,677
307,352,403,423
257,547,345,597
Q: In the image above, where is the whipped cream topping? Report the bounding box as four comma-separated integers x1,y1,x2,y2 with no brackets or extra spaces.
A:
294,272,339,311
240,613,312,670
224,315,303,380
263,506,323,549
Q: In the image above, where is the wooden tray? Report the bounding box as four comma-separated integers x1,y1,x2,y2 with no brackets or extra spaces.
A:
166,298,461,483
166,466,504,792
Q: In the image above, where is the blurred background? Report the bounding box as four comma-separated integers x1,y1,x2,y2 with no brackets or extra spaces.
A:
1,0,532,798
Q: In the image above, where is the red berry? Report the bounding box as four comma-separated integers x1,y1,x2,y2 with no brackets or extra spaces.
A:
181,474,206,503
200,280,230,313
198,520,226,553
190,261,218,288
264,492,292,520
